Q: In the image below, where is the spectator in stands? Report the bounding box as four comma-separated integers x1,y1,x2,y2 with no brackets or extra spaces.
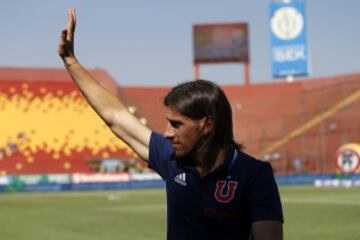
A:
58,9,283,240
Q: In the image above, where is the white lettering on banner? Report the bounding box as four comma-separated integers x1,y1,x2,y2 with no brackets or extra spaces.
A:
130,173,162,181
18,175,42,185
273,45,306,62
48,174,70,184
72,173,130,184
314,179,359,188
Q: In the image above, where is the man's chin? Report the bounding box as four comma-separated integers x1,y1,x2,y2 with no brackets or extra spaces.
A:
174,151,185,158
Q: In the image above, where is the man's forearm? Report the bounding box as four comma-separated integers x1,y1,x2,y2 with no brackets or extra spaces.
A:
58,9,151,159
65,61,125,124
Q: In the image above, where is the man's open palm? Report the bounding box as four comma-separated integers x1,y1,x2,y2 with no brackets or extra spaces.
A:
58,9,76,61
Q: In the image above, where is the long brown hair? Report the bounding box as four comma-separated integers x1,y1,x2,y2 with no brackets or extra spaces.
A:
164,79,242,171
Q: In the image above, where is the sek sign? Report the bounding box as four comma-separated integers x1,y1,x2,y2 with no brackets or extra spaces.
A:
273,45,306,62
269,1,308,78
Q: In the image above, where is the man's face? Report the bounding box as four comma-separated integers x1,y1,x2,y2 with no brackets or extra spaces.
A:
164,107,207,157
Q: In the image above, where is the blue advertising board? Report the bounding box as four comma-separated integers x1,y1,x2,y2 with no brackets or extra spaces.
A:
269,1,308,78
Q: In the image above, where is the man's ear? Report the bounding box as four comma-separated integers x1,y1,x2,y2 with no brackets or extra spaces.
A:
202,117,213,135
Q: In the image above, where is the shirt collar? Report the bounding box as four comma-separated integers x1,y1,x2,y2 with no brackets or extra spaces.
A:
172,145,238,176
211,145,237,175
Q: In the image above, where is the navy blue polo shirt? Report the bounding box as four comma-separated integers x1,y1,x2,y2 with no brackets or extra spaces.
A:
149,132,283,240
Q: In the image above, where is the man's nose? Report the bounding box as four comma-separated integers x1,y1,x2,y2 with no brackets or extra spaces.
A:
164,124,175,139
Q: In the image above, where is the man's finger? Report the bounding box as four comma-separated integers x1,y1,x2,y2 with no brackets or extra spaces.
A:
72,9,77,29
66,9,72,41
66,9,75,41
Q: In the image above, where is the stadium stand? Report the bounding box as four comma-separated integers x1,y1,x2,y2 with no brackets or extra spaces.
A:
119,74,360,175
0,67,138,175
1,67,359,176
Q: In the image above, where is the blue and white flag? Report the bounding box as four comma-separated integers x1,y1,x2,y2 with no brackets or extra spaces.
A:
269,1,308,78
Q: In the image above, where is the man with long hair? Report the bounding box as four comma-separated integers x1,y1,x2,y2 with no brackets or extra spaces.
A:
58,9,283,240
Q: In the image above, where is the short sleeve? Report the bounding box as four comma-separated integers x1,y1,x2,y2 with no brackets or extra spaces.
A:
148,131,173,180
247,162,284,223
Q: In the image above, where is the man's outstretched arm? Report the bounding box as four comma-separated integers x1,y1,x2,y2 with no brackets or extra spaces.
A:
58,9,151,161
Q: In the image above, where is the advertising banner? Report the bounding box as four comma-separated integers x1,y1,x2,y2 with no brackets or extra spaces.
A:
0,176,10,185
269,1,308,78
71,173,130,184
194,23,249,64
3,174,71,192
130,173,162,181
47,174,71,184
13,175,47,185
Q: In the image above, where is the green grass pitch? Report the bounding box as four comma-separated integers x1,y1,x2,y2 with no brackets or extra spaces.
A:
0,186,359,240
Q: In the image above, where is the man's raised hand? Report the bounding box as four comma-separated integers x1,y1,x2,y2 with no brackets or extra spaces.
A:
58,9,77,66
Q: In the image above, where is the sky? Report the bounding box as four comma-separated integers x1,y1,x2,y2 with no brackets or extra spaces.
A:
0,0,359,86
